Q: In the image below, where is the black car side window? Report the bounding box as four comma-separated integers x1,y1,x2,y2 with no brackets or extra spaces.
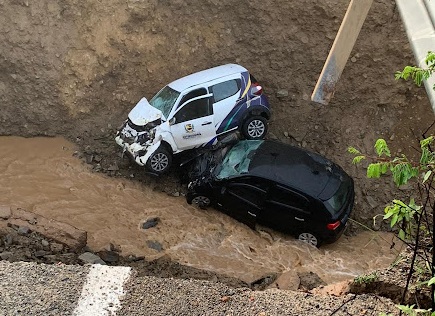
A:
269,185,309,211
242,177,269,192
227,183,266,207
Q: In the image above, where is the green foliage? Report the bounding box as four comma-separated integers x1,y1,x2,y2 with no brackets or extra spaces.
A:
354,271,378,284
395,51,435,90
349,136,434,311
347,147,366,164
367,162,389,178
349,139,420,186
352,51,435,315
396,304,435,316
383,199,420,241
375,139,391,157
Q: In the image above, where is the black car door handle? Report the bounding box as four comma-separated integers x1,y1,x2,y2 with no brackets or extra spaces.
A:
202,121,212,126
295,217,305,222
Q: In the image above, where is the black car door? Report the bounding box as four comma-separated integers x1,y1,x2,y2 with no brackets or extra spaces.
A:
217,179,268,229
260,185,310,234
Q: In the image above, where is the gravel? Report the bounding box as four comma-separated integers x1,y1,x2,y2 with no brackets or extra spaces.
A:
119,273,400,316
0,261,89,316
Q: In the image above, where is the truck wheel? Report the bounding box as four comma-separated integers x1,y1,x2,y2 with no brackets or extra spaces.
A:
146,146,172,174
242,116,268,140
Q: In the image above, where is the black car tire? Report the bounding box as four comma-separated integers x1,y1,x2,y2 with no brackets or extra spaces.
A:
298,232,321,247
146,146,172,175
190,195,211,209
241,116,268,140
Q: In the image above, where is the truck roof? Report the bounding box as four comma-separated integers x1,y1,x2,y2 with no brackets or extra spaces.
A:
168,64,247,92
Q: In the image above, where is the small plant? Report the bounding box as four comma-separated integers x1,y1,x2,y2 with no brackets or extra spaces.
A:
354,271,379,285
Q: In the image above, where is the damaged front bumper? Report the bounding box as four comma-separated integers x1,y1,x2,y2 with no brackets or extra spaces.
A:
115,131,160,167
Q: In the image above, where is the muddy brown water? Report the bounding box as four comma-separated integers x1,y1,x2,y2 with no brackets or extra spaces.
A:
0,136,402,284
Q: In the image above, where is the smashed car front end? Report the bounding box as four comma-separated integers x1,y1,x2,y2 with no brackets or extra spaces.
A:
115,117,162,166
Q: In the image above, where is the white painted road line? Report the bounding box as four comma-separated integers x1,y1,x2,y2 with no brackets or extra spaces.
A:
73,265,132,316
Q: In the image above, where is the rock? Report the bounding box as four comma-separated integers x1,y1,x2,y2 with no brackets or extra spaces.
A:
283,131,289,137
3,234,13,246
311,280,352,296
250,273,277,289
35,250,48,258
17,226,31,235
85,154,93,164
142,217,160,230
0,251,13,260
399,183,413,191
366,196,379,209
298,271,326,290
171,192,180,197
268,132,278,140
28,218,37,225
0,205,11,219
78,252,106,265
276,89,289,98
146,240,163,252
351,56,357,63
125,254,145,262
9,208,87,251
41,239,50,247
107,164,119,171
104,243,120,252
50,243,64,253
98,250,120,263
267,270,300,290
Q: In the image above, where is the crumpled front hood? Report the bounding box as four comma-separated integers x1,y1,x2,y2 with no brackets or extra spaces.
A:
128,97,162,126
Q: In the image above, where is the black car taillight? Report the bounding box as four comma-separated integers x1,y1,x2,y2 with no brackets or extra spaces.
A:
327,220,341,230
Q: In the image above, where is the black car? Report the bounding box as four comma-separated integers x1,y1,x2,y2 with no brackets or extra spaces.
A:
186,140,354,247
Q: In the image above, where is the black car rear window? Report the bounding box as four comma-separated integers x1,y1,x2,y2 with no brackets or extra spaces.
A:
324,181,351,215
215,140,263,179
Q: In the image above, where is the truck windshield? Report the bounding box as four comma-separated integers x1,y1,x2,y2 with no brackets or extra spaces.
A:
149,86,180,119
215,140,263,179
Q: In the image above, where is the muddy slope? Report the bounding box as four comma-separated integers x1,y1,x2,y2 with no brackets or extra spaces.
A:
0,0,434,227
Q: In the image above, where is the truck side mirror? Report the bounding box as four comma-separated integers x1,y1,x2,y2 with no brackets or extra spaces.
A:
169,117,176,125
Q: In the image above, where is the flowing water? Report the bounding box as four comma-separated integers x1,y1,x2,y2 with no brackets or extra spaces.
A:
0,136,402,284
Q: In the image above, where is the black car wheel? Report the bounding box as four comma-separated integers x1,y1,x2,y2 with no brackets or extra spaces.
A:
146,146,172,174
242,116,268,140
298,232,321,247
191,195,211,209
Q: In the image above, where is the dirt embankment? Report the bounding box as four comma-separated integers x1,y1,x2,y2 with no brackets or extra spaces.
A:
1,0,433,230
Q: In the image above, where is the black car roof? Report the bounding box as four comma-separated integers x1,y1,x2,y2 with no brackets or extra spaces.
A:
247,141,343,199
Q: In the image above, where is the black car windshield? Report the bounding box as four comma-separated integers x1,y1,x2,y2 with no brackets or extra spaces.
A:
324,180,350,215
149,86,180,119
215,140,263,179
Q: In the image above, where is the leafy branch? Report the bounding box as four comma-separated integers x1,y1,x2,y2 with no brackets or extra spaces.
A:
395,51,435,89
